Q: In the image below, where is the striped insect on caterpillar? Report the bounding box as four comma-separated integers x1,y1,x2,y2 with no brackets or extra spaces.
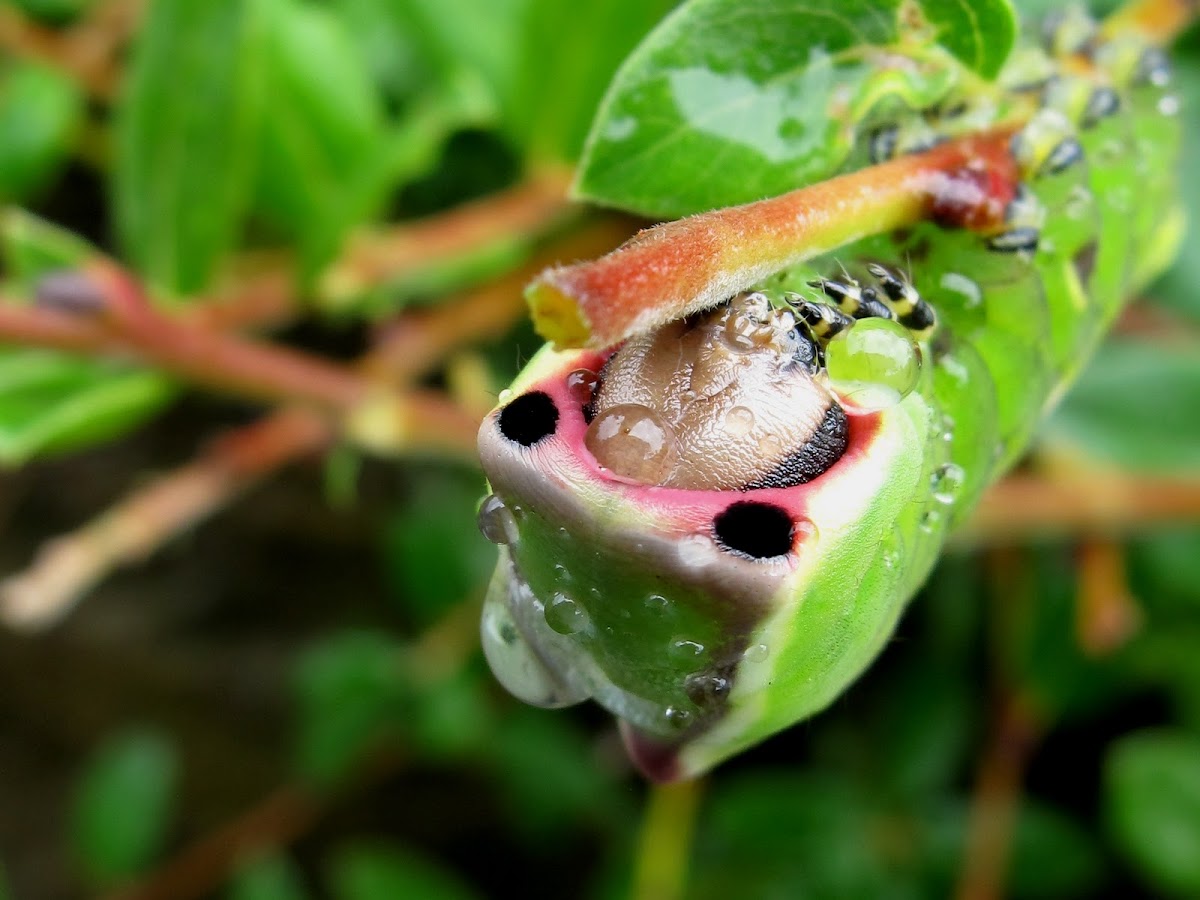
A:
476,1,1191,780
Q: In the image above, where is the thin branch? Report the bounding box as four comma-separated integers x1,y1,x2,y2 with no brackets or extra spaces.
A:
959,472,1200,544
0,409,330,629
630,778,705,900
319,169,575,301
102,603,482,900
955,692,1043,900
1075,538,1142,655
527,132,1021,348
0,0,140,101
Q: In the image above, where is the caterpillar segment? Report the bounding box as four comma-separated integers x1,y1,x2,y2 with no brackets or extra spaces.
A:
476,5,1188,780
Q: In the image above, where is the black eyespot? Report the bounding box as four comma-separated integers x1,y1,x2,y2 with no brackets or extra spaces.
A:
498,391,559,446
713,502,794,560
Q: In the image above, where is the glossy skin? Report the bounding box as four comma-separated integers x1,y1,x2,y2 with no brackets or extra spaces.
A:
477,18,1185,780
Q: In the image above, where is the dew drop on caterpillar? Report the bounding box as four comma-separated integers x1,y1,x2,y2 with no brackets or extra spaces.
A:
475,2,1191,780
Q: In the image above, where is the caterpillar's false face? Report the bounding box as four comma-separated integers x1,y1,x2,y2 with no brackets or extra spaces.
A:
584,292,848,490
477,291,943,781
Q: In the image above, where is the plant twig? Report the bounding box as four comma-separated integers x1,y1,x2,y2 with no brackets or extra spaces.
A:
0,0,139,101
1075,538,1142,655
0,408,330,629
955,692,1043,900
319,169,575,301
630,777,705,900
959,472,1200,544
101,602,482,900
526,132,1021,348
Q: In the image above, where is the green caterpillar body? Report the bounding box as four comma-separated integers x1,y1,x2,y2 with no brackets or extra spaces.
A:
476,8,1186,780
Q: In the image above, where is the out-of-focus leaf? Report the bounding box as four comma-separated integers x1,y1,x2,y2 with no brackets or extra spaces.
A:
254,0,385,274
228,853,310,900
487,710,622,841
689,771,911,899
400,0,524,117
1122,628,1200,732
1,208,97,293
405,664,492,758
0,62,82,201
70,728,178,886
0,349,174,466
381,469,494,625
294,631,408,785
574,0,1012,217
1043,340,1200,472
325,0,433,103
9,0,94,25
114,0,267,297
308,72,495,288
1130,528,1200,615
510,0,676,163
327,844,480,900
922,0,1017,79
1008,803,1106,898
1106,729,1200,896
924,800,1104,899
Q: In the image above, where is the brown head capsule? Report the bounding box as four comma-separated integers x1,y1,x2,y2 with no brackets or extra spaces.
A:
584,293,848,490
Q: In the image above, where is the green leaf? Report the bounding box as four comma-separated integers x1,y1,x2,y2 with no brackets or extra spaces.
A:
922,0,1017,80
327,844,480,900
399,0,525,118
71,728,178,886
114,0,268,297
1044,339,1200,473
254,0,386,273
0,349,174,466
1007,803,1105,898
228,853,310,900
1,208,98,294
487,710,621,841
574,0,1007,217
509,0,677,162
1105,729,1200,896
9,0,94,25
294,631,408,785
0,62,83,201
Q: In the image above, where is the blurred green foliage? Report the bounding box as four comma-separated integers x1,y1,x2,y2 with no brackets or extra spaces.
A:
0,0,1195,898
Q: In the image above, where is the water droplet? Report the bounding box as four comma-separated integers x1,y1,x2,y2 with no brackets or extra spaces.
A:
940,272,982,308
744,643,769,663
882,547,902,569
664,706,692,728
553,563,572,585
481,595,588,708
919,509,941,533
1158,94,1180,116
724,405,755,436
825,318,922,412
685,672,731,705
603,116,637,140
497,388,513,404
668,638,705,664
477,494,518,545
544,593,588,635
645,594,671,617
930,463,965,505
676,534,713,569
759,435,783,458
718,292,772,354
584,403,677,484
1064,184,1095,221
566,368,599,405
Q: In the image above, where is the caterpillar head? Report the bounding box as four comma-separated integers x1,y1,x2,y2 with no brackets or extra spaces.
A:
477,294,944,781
